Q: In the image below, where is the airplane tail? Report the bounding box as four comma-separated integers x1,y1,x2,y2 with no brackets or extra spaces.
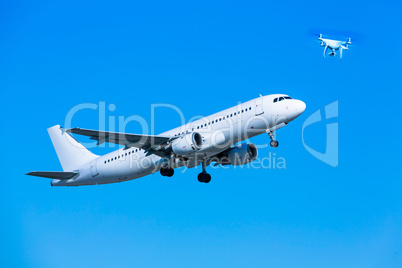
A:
47,125,98,171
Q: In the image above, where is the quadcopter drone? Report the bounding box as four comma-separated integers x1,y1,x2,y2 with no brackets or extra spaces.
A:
318,34,351,59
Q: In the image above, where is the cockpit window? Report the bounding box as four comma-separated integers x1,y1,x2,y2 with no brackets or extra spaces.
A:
274,96,292,103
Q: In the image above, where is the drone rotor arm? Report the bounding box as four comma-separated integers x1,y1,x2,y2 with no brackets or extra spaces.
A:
323,45,328,58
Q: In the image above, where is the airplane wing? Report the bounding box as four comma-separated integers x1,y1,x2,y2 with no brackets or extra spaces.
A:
67,128,173,157
26,171,78,179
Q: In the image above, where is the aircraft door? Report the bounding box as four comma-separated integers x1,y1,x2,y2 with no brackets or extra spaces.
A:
255,96,264,115
90,159,99,177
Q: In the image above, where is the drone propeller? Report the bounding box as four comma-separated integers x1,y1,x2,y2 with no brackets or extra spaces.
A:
306,28,363,44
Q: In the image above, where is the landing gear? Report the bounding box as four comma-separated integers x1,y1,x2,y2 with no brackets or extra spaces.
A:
267,130,279,148
160,167,174,177
198,160,211,183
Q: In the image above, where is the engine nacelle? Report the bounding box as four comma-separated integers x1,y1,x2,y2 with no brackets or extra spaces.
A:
172,132,203,156
227,143,258,166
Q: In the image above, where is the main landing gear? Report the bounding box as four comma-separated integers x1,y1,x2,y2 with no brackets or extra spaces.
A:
267,130,279,148
160,166,174,177
198,161,211,183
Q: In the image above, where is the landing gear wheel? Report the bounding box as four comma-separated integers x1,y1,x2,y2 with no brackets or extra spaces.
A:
198,172,211,183
167,168,174,177
161,167,174,177
270,140,279,148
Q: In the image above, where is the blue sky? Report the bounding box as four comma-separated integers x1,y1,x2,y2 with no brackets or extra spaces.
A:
1,0,401,267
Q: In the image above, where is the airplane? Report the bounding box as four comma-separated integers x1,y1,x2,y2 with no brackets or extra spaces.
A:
318,34,351,59
27,94,306,186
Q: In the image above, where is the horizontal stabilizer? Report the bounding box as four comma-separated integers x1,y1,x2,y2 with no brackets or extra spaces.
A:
26,171,78,180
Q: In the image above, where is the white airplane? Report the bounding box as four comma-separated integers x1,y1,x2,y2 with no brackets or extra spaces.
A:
27,94,306,186
318,34,351,59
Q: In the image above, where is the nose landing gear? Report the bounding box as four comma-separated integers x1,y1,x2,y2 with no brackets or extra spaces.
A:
267,130,279,148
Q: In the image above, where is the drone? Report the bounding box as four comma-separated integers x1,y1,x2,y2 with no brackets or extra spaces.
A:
318,34,351,59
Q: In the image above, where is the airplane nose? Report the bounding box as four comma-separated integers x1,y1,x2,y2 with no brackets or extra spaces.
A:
286,100,306,122
297,100,306,114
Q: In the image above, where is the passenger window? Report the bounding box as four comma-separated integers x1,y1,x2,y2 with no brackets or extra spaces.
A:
219,118,221,121
242,110,244,113
201,125,203,128
129,152,131,155
208,122,210,125
111,158,113,161
234,112,236,115
230,114,233,117
245,108,247,111
197,126,199,129
249,107,251,110
215,120,218,123
108,159,110,162
212,121,214,124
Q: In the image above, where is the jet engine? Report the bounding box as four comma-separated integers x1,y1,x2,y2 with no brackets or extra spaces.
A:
171,132,203,156
226,143,258,166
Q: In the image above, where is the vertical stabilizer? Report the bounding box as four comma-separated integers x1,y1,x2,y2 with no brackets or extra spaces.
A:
47,125,98,171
